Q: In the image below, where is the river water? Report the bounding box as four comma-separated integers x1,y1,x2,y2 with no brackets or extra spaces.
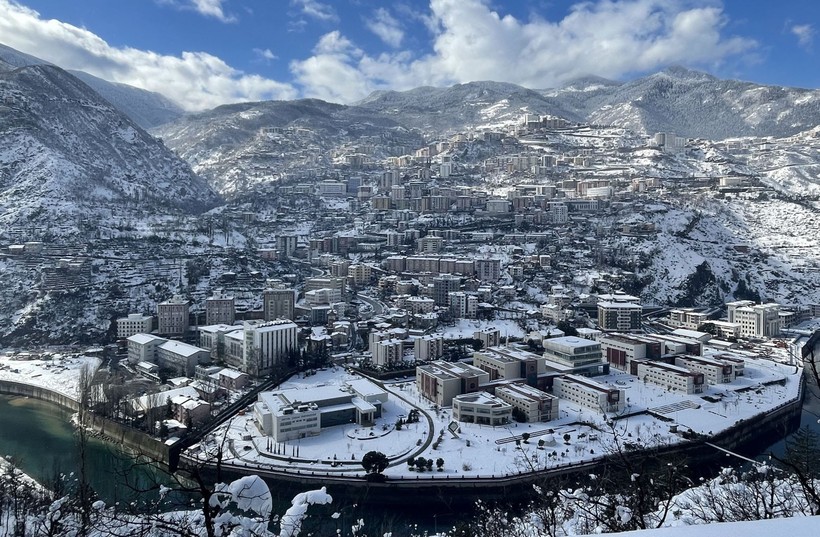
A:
0,395,171,507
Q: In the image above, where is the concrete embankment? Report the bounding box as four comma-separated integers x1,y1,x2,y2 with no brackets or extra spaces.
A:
0,379,169,464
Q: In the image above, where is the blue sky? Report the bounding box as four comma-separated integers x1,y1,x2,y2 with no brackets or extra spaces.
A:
0,0,816,110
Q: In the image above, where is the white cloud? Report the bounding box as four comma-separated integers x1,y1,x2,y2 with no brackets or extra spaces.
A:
0,0,296,110
291,0,757,103
290,31,371,103
253,48,278,61
158,0,236,23
291,0,337,23
365,8,404,48
791,24,815,51
190,0,235,22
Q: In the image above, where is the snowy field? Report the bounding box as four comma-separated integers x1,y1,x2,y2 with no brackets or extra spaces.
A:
0,352,101,400
201,346,802,480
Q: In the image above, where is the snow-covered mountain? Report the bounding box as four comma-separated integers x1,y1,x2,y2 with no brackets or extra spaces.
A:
0,43,184,129
0,61,220,237
152,98,423,197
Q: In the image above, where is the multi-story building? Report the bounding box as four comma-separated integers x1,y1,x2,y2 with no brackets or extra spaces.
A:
416,361,489,406
599,333,662,371
126,333,166,365
726,301,781,338
475,258,501,282
157,340,210,377
117,314,153,339
433,274,461,306
305,276,346,299
414,334,444,361
495,383,559,422
448,291,478,319
157,296,190,336
372,339,403,366
597,301,642,331
240,320,299,377
635,361,705,394
553,375,625,413
254,380,385,442
542,336,606,376
347,264,372,287
198,324,242,361
417,236,444,253
674,355,743,384
474,328,501,349
205,291,235,325
668,308,710,330
473,346,545,383
452,392,512,425
263,287,297,322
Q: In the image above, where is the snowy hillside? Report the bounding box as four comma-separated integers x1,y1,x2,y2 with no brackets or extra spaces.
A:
0,42,184,129
0,63,220,237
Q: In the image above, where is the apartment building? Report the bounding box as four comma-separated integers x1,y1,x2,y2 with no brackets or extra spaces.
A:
553,375,625,413
241,320,299,377
597,301,642,331
263,287,297,321
205,291,235,325
475,258,502,282
433,274,461,306
157,296,190,336
495,383,559,422
117,314,153,339
414,334,444,361
449,291,478,319
474,328,501,349
372,339,403,366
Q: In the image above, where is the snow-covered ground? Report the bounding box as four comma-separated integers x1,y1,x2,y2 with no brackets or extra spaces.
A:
0,352,101,400
200,345,801,480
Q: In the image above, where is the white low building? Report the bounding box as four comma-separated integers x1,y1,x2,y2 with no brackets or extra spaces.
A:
495,383,559,422
553,374,625,413
452,392,512,426
254,380,386,442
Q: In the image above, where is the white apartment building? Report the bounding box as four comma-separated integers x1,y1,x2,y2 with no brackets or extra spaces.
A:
157,340,210,377
198,324,242,360
635,361,705,394
117,314,153,339
414,334,444,361
241,320,299,377
157,297,190,336
474,328,501,349
495,383,559,422
405,296,435,314
553,374,625,413
347,264,372,287
372,339,403,366
126,333,166,365
449,291,477,319
452,392,512,426
668,308,710,330
726,301,781,338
